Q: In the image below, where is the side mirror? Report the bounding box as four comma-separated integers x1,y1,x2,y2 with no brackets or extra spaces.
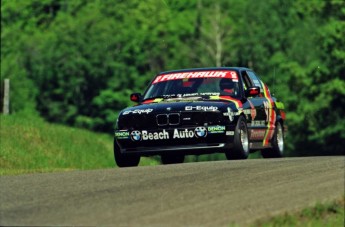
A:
130,93,141,103
245,86,260,97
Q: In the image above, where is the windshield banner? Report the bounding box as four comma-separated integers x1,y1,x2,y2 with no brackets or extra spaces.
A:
153,70,238,84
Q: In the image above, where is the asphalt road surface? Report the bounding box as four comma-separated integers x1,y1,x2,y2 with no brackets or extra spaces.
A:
1,156,344,226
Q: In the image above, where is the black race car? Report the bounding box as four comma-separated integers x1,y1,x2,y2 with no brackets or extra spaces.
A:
114,67,286,167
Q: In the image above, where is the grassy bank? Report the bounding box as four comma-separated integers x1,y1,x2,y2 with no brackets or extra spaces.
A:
0,114,158,175
253,197,345,227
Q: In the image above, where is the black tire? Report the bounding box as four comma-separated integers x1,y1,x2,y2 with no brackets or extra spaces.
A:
161,154,185,165
261,122,284,158
225,115,249,160
114,141,140,167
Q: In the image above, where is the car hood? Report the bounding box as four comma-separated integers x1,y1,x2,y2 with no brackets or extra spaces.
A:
120,99,240,116
116,98,242,130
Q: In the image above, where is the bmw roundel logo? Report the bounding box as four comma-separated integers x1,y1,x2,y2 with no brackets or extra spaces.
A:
130,130,142,141
194,127,207,138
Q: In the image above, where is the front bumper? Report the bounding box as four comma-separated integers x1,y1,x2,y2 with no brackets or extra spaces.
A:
114,125,235,156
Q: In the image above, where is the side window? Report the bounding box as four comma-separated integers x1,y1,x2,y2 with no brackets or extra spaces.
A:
240,71,252,91
247,71,263,92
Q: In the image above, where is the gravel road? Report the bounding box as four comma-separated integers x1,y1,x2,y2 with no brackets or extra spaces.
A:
1,156,344,226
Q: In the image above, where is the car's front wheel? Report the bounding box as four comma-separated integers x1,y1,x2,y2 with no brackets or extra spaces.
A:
225,115,249,160
261,122,284,158
161,154,185,165
114,141,140,167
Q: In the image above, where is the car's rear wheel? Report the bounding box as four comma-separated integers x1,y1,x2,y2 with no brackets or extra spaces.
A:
114,141,140,167
225,115,249,160
161,154,185,165
261,122,284,158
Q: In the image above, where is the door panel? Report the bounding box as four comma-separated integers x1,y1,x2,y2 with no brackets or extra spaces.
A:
241,70,271,147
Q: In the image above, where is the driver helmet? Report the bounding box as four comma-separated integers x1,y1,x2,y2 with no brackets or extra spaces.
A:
219,78,235,93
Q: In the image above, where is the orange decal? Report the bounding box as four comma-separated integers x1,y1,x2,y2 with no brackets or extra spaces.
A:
218,96,243,109
261,82,276,146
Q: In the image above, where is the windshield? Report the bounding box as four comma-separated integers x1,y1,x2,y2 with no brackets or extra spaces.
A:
143,70,241,100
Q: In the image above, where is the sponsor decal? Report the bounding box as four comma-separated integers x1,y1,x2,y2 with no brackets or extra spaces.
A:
173,129,197,139
223,107,235,122
185,106,218,111
123,109,153,115
115,130,130,139
250,129,266,140
142,130,169,140
153,71,238,84
182,92,221,97
130,131,142,141
182,93,198,97
130,127,208,141
226,131,234,136
208,125,226,134
194,127,207,138
244,108,257,121
243,109,251,115
251,120,266,127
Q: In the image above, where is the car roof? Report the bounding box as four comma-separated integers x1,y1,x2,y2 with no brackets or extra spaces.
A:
159,67,252,75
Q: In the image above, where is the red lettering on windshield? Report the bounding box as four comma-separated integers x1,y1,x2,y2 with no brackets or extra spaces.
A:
152,71,238,84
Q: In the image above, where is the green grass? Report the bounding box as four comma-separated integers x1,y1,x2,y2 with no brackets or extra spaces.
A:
253,197,345,227
0,114,159,175
0,113,262,175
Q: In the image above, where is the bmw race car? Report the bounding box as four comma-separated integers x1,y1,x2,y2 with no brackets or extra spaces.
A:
114,67,286,167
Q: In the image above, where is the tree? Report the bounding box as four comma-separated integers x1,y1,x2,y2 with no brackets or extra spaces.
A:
1,0,343,156
285,0,345,155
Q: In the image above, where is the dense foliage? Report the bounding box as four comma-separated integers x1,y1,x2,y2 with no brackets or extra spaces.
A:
1,0,344,156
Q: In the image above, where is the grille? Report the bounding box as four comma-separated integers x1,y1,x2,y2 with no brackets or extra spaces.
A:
119,111,224,130
156,113,180,126
156,114,168,126
168,113,180,125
